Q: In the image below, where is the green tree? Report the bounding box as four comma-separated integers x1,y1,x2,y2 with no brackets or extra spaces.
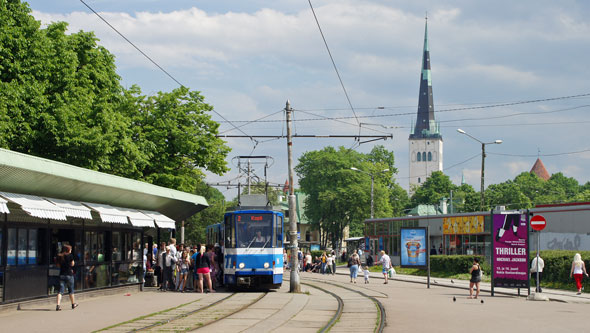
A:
0,1,230,195
485,181,531,210
184,181,227,245
295,146,400,249
121,86,230,192
410,171,455,207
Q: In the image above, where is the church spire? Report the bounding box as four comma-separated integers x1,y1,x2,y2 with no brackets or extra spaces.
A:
410,17,440,139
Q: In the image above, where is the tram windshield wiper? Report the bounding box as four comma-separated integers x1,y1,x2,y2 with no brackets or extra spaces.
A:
246,238,256,250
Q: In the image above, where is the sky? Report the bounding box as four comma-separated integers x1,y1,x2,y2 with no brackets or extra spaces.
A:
25,0,590,200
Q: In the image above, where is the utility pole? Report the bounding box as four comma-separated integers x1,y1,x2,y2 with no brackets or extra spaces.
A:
286,100,300,293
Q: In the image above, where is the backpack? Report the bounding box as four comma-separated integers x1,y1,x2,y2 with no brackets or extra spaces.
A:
347,256,353,267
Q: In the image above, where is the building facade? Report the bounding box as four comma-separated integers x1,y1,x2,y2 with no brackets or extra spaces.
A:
409,18,443,192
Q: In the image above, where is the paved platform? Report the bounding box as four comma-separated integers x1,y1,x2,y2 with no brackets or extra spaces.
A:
346,267,590,304
1,268,588,332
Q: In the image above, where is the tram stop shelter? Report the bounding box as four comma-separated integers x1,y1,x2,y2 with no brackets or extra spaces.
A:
0,148,208,304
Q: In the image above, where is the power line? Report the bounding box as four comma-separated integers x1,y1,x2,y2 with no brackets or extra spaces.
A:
217,96,590,124
307,0,360,126
488,148,590,158
218,109,284,135
79,0,257,144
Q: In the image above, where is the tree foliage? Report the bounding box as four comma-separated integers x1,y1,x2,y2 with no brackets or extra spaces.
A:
0,1,230,195
295,145,402,249
184,181,227,244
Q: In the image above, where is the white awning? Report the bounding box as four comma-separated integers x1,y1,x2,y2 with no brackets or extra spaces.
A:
116,207,155,228
83,202,129,224
140,210,176,229
45,198,93,219
0,196,9,214
0,192,67,220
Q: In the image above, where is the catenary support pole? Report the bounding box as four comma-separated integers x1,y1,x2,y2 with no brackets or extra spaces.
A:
286,100,301,293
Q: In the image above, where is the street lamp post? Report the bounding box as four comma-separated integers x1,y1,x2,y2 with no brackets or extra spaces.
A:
457,129,502,210
351,167,389,219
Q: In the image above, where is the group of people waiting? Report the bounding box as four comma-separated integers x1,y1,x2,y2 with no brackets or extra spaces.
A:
147,238,223,293
300,251,337,274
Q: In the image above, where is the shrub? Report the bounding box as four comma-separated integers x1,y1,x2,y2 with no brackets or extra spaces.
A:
429,255,488,275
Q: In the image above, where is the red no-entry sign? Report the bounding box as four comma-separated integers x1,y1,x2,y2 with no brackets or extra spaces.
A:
531,215,547,231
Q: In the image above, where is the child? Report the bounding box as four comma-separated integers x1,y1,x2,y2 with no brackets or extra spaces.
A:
363,266,370,284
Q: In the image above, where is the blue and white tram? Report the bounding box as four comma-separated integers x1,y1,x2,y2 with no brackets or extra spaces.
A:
222,209,284,289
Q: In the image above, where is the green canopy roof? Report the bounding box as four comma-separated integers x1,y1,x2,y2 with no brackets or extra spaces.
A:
0,148,208,221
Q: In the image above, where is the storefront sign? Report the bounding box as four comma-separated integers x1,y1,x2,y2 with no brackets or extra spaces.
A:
492,213,529,288
400,227,427,268
443,215,484,235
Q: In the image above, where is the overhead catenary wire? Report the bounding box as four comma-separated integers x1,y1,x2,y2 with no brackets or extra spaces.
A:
79,0,257,145
307,0,360,126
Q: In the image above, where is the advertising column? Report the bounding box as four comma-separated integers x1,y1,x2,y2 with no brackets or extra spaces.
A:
492,213,529,288
400,227,427,268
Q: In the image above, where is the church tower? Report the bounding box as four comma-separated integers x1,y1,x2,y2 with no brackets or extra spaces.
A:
409,17,443,192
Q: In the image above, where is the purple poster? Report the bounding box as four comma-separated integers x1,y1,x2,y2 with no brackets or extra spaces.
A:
492,213,529,288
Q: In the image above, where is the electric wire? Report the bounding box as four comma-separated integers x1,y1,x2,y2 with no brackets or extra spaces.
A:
488,148,590,158
79,0,257,145
307,0,360,126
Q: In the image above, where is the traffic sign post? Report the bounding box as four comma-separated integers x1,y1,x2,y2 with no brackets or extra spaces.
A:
531,215,546,294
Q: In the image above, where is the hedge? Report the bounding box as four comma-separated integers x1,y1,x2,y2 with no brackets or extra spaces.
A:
529,250,590,289
429,255,490,275
424,251,590,290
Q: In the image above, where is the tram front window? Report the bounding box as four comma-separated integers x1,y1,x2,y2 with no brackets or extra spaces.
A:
236,213,272,248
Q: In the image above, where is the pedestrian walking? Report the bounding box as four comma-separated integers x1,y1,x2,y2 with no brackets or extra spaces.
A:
363,265,370,284
468,258,481,299
570,253,588,295
56,244,78,311
379,250,391,284
348,251,361,283
530,256,544,292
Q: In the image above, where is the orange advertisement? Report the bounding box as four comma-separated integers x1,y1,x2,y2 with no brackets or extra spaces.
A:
443,216,484,235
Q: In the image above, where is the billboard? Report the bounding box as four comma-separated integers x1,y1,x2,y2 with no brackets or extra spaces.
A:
492,213,529,288
443,215,485,235
400,227,428,268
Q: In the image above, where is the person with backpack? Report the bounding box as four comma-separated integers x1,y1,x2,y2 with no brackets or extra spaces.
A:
56,244,78,311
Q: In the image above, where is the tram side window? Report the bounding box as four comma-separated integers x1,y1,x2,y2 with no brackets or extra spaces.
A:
275,216,283,247
224,216,234,248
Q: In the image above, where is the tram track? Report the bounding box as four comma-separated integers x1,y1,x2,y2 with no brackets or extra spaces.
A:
97,291,268,332
300,275,387,333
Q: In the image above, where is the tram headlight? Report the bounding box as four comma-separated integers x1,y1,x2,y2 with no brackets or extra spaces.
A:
239,262,245,269
264,262,270,268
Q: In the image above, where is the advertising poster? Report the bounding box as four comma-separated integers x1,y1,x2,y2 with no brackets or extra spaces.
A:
443,215,485,235
492,213,529,288
400,227,427,268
